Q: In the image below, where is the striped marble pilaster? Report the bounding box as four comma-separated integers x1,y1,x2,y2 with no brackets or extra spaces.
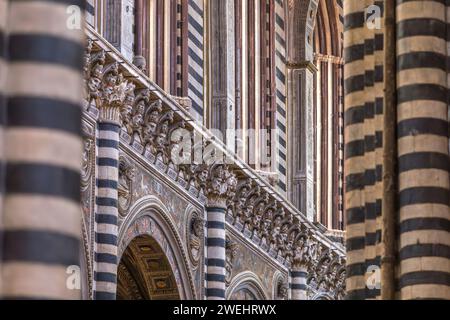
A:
274,0,287,193
290,269,308,300
94,121,120,300
396,0,450,300
1,0,84,299
205,206,226,300
187,0,204,119
176,0,183,96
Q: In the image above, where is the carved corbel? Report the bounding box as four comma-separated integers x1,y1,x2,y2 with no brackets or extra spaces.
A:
142,97,162,148
231,179,253,223
240,185,260,232
250,191,270,238
167,118,186,167
153,110,175,163
120,82,136,133
85,49,105,107
315,250,333,291
258,202,277,244
127,88,150,143
283,226,300,263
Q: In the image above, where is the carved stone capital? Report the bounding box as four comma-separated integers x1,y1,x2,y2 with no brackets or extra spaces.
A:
291,235,314,271
99,62,135,125
200,164,237,208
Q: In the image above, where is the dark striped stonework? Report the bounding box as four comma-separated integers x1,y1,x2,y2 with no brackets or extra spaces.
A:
344,0,384,300
1,0,84,299
187,0,204,119
396,0,450,300
290,269,307,300
94,122,120,300
275,0,287,193
345,0,450,300
205,206,226,300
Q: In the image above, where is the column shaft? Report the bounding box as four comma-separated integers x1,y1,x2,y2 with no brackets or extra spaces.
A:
1,0,84,299
396,0,450,300
94,122,120,300
290,269,308,300
205,206,226,300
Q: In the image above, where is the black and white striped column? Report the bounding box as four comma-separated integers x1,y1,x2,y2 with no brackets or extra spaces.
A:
1,0,84,299
274,0,287,193
396,0,450,300
94,119,120,300
187,0,204,120
205,206,227,299
290,269,308,300
202,165,236,300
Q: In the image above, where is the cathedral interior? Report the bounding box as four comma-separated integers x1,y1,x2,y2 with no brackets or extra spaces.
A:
0,0,448,300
